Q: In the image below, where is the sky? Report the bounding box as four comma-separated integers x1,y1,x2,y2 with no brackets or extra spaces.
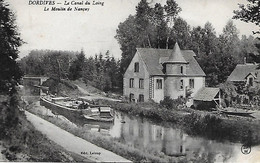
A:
7,0,259,59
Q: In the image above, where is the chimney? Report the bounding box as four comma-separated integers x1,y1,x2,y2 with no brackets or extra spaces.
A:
244,57,247,64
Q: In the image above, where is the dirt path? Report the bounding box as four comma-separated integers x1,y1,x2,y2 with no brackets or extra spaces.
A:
75,84,91,95
75,84,121,102
25,111,131,162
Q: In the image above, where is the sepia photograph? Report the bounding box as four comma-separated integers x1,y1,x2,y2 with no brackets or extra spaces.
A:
0,0,260,162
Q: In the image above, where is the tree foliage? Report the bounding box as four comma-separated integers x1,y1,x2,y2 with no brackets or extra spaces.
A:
115,0,183,73
0,0,23,94
0,0,23,141
69,50,85,80
115,0,259,87
20,0,260,92
233,0,260,34
19,50,76,80
19,50,122,92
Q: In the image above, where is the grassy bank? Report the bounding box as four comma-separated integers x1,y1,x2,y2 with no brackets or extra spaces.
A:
97,100,260,146
27,102,187,163
0,95,86,162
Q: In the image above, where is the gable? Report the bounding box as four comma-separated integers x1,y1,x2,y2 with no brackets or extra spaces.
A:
124,51,150,78
245,72,256,79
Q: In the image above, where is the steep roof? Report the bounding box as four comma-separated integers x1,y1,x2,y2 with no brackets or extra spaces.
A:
136,48,205,76
167,43,188,64
227,64,258,82
193,87,219,101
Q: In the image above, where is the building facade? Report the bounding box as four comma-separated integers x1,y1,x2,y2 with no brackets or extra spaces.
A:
123,43,206,103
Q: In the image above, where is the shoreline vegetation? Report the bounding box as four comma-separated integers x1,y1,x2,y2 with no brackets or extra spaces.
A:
26,96,260,162
97,99,260,146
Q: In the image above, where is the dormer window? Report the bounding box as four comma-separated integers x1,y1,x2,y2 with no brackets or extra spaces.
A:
134,62,139,72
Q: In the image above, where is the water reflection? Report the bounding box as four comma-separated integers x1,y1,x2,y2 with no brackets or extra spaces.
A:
32,97,254,163
107,112,241,162
22,84,259,162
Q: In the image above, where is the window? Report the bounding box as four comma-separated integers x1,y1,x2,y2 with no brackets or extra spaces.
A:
139,79,144,89
130,93,134,102
180,66,183,74
134,62,139,72
156,79,162,89
129,78,134,88
180,79,184,90
139,94,144,102
189,79,194,89
249,77,253,86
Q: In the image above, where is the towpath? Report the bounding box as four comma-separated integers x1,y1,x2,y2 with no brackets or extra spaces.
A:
25,111,131,162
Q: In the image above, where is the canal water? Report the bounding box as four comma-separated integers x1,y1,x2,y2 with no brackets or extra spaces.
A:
21,84,259,162
87,110,260,163
99,112,242,162
59,107,254,163
28,99,260,163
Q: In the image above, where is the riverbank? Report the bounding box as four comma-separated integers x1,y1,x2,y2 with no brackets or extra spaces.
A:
27,101,188,163
0,95,87,162
97,100,260,146
25,111,130,162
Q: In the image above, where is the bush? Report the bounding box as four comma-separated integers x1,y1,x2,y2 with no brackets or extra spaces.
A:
159,96,185,109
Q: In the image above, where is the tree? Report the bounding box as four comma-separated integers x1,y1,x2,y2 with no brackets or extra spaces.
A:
240,35,259,63
190,26,205,56
0,0,23,140
233,0,260,34
172,17,191,49
203,20,239,85
82,56,97,83
164,0,182,48
115,0,182,75
19,50,45,75
69,50,86,80
149,3,167,48
203,22,218,55
115,15,139,73
219,20,240,63
0,0,23,94
135,0,153,48
41,51,74,81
